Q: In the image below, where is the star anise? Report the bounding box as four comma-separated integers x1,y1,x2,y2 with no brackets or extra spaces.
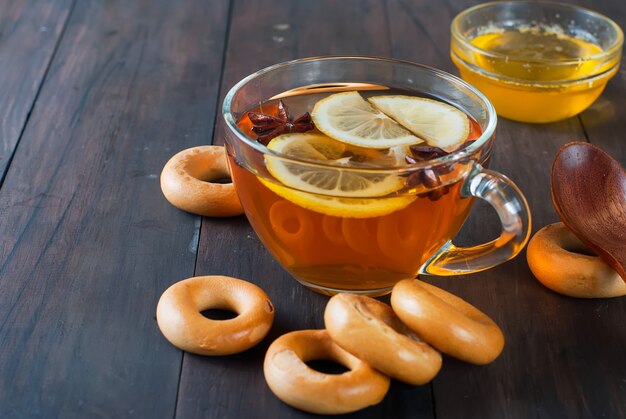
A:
405,141,475,201
406,144,449,162
248,100,315,145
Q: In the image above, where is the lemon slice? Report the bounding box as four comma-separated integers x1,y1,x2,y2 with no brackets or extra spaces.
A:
262,133,415,217
259,180,414,218
311,91,423,149
368,96,470,150
265,133,405,197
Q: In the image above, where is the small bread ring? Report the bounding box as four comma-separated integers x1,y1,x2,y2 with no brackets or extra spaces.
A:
156,276,274,355
527,222,626,298
263,329,390,415
391,279,505,365
324,293,442,386
160,145,244,217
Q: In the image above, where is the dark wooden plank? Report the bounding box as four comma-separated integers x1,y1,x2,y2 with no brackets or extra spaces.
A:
575,0,626,165
388,0,626,418
0,0,74,182
0,0,230,417
176,0,435,418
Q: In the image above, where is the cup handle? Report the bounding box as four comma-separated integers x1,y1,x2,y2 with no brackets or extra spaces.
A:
420,164,532,276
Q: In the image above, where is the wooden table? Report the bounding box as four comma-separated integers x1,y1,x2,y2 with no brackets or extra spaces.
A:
1,0,625,417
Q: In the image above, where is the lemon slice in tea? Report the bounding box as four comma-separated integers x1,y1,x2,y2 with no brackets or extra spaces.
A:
259,180,415,218
311,91,423,149
368,96,470,150
261,133,415,217
265,133,405,197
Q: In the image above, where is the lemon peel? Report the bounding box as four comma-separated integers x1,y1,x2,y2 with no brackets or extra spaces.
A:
261,133,415,217
311,92,423,149
368,95,470,150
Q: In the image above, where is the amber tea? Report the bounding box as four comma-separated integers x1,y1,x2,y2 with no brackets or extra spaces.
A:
222,57,530,296
228,86,482,294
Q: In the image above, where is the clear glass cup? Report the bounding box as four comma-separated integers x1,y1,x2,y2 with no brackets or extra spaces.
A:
451,1,623,123
222,56,531,296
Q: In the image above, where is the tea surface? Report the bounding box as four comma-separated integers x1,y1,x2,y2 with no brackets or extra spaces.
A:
228,87,483,293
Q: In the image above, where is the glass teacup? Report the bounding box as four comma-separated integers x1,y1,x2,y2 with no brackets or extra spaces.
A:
222,56,531,296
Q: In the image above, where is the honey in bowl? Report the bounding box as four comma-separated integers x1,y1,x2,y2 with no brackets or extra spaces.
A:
471,28,605,81
451,1,623,123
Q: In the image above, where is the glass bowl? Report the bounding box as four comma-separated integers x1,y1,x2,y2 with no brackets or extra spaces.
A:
451,1,623,123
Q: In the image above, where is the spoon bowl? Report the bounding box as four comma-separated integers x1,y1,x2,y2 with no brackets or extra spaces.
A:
551,142,626,282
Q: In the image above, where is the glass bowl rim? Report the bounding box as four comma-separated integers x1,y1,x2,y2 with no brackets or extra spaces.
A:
451,48,621,87
450,0,624,67
222,55,497,171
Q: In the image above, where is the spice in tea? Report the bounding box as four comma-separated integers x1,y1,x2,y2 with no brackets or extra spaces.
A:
248,100,314,145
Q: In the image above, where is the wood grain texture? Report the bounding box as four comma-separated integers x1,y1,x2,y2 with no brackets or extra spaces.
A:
552,142,626,280
0,0,624,418
0,0,74,181
388,1,625,418
0,0,229,416
574,0,626,166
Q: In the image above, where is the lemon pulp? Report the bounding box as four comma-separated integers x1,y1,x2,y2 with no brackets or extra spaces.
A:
368,95,470,150
262,133,415,217
311,91,423,149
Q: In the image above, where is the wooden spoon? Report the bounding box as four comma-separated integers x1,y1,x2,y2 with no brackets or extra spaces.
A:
551,142,626,282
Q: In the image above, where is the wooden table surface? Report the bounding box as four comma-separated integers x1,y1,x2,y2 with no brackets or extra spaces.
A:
1,0,625,417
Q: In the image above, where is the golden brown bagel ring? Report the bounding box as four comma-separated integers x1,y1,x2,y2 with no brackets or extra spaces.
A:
391,279,505,365
324,293,442,386
160,145,243,217
156,276,274,355
527,223,626,298
263,329,390,415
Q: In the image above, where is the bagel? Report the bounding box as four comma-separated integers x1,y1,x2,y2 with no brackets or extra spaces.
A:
391,279,504,365
527,222,626,298
160,145,244,217
263,329,390,415
156,276,274,355
324,293,442,386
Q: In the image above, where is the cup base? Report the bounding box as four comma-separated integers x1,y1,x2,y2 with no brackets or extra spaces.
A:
295,278,394,297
